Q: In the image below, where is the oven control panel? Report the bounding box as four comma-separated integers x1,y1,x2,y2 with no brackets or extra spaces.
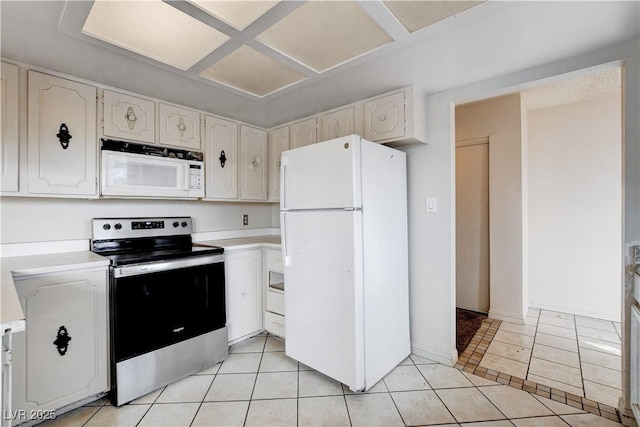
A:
92,217,193,240
132,220,165,230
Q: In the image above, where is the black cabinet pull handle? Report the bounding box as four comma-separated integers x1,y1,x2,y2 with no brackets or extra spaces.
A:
219,150,227,168
57,123,72,149
53,325,72,356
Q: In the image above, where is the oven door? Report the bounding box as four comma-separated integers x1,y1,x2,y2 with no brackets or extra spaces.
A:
111,254,225,363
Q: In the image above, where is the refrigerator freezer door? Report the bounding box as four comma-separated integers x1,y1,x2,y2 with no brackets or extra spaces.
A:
281,135,362,210
281,209,365,391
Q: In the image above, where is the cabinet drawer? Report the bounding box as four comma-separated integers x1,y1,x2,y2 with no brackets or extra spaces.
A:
266,290,284,316
266,249,284,271
264,311,285,338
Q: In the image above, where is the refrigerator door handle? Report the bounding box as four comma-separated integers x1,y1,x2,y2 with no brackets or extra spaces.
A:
281,211,291,266
280,156,288,210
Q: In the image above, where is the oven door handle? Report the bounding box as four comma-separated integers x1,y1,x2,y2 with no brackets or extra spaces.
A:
113,254,224,278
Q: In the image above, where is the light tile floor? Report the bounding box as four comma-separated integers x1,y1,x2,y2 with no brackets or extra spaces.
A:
39,332,622,427
456,307,623,421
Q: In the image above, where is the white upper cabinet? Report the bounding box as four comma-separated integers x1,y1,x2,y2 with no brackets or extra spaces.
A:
1,62,19,192
268,126,289,202
364,87,426,144
27,71,98,197
204,115,238,199
364,91,405,142
320,106,354,142
158,102,201,150
290,117,317,149
239,125,268,201
103,90,155,143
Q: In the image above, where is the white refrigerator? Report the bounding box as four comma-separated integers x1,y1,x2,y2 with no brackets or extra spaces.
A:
280,134,410,392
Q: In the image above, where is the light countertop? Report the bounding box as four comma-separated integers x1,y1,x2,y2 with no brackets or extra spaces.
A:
196,235,281,251
1,251,110,327
1,234,280,327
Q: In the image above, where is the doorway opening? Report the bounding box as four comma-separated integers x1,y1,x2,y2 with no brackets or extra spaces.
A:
453,65,623,409
455,137,490,353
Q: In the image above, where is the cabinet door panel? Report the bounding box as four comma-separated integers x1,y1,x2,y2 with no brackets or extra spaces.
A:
268,126,289,202
158,102,201,150
290,117,316,149
204,115,238,199
1,62,19,192
240,125,267,201
12,269,108,415
103,90,155,143
321,107,354,142
27,71,97,196
225,250,262,342
364,91,405,142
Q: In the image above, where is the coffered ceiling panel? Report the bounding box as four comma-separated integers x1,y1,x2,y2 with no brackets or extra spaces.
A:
199,45,307,97
187,0,280,30
383,1,483,33
256,1,394,72
82,0,229,71
67,0,491,100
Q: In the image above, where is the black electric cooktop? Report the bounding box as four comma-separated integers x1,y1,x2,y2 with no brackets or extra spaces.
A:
91,235,223,266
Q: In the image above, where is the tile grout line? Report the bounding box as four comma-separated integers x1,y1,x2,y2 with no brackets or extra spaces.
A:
453,315,622,424
573,311,588,406
526,309,541,383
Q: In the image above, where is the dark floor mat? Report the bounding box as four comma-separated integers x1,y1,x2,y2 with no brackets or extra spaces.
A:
456,308,487,353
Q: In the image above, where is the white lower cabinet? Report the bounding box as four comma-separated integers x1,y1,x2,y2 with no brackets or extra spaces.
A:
225,249,263,343
11,267,108,425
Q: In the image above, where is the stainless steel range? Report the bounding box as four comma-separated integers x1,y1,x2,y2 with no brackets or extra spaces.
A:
91,217,228,406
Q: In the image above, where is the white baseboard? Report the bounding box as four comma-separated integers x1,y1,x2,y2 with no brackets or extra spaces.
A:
411,342,457,367
529,302,620,322
489,309,525,325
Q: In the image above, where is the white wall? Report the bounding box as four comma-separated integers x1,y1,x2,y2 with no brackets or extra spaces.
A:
527,94,622,321
0,197,274,244
455,94,527,324
404,39,638,397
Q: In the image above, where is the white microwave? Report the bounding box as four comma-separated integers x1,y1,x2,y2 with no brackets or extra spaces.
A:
101,141,204,199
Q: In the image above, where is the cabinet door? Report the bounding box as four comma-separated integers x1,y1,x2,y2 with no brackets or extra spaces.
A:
27,71,97,196
268,126,289,202
225,249,263,343
320,107,354,142
158,102,201,150
290,117,317,149
103,90,155,143
1,62,19,192
364,91,405,142
239,125,268,201
12,269,108,418
204,115,238,199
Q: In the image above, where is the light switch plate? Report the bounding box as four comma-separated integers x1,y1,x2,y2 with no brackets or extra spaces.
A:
426,197,437,213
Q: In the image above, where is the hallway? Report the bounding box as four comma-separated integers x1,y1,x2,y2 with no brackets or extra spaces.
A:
456,308,622,423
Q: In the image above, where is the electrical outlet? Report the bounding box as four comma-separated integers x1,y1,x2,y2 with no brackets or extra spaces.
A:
242,214,249,226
